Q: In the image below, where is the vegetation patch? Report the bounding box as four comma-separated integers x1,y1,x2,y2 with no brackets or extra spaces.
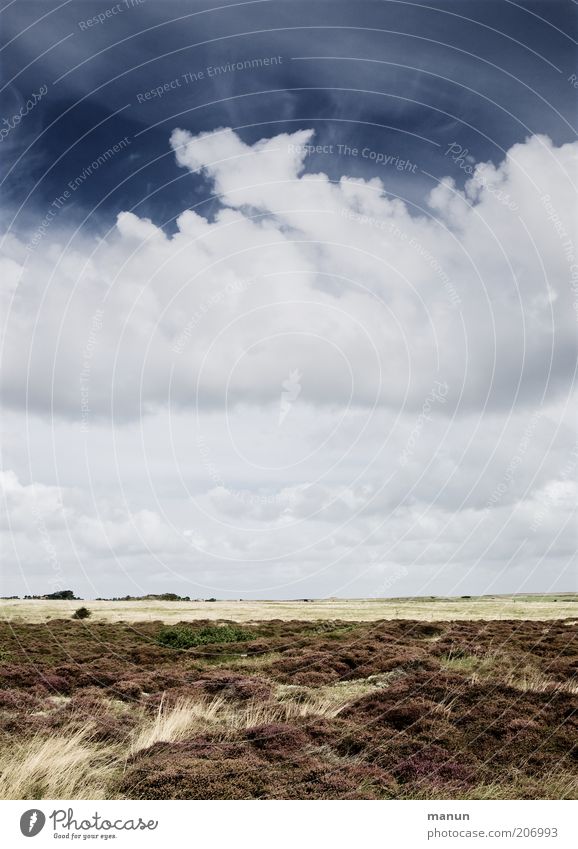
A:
157,625,256,650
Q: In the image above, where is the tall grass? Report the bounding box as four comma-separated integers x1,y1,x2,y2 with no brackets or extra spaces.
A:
130,696,227,754
0,727,119,800
131,689,354,756
407,771,578,801
504,671,578,695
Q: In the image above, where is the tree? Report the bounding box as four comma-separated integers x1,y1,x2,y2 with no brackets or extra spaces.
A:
44,590,78,600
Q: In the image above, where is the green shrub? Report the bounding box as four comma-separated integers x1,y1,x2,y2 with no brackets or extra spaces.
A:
72,607,91,620
157,625,255,649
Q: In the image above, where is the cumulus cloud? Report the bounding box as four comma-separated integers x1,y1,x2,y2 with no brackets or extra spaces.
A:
0,469,180,555
1,129,576,422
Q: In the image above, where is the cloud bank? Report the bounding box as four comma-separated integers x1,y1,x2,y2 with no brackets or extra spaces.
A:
1,128,576,597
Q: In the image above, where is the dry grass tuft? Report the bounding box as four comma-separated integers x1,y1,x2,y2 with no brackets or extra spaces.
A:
409,770,578,801
0,727,119,800
440,650,500,677
504,671,578,695
130,689,357,755
129,696,227,754
275,674,399,715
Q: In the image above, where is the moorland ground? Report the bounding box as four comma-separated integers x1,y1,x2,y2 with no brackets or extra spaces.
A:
0,599,576,800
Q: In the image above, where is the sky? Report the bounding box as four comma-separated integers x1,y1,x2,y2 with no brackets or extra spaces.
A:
0,0,576,599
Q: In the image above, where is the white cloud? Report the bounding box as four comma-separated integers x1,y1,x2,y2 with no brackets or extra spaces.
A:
1,129,576,421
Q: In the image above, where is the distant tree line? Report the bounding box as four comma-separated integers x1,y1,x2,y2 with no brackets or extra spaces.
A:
1,591,80,600
96,593,194,601
96,594,221,602
20,590,80,600
3,591,222,601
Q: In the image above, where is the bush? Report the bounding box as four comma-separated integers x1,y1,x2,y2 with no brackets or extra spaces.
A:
72,607,91,620
157,625,255,649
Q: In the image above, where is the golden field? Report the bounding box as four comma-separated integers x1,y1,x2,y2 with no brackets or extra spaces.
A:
1,593,576,623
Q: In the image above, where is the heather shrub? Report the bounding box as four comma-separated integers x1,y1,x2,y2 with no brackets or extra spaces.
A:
73,660,143,689
72,607,91,620
120,737,391,800
0,691,41,711
392,744,475,786
120,740,266,799
36,673,72,695
89,709,142,743
245,722,309,758
112,680,143,701
195,675,272,703
245,640,276,656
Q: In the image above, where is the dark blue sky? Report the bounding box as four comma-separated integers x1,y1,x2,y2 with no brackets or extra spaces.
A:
1,0,576,235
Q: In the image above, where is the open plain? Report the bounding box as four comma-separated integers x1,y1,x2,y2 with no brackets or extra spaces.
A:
0,596,576,800
1,594,577,624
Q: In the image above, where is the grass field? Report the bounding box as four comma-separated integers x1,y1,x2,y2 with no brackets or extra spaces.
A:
1,593,577,623
0,607,576,800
